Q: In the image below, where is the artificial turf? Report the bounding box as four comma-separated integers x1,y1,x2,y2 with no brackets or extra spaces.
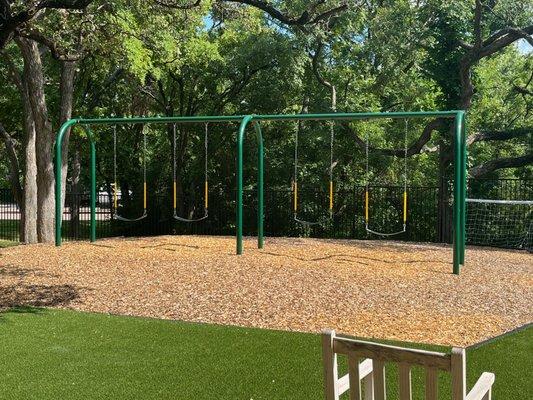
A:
0,308,530,399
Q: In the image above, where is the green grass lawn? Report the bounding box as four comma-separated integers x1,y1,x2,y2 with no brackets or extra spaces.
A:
0,308,530,399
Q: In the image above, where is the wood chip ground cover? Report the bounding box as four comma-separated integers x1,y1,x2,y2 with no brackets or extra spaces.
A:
0,235,531,346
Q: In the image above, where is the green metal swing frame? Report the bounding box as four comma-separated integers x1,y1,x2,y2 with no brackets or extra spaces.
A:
54,111,467,274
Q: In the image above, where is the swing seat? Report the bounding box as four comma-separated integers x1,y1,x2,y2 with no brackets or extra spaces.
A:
365,224,406,237
113,210,148,222
294,214,328,226
173,210,208,223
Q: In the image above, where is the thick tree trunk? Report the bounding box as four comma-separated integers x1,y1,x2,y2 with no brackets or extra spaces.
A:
21,79,38,244
16,37,55,243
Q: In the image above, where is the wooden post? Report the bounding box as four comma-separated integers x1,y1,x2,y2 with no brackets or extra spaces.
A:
451,348,466,400
322,330,339,400
425,367,438,400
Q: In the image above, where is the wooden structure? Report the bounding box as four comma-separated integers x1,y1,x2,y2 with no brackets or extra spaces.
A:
322,330,495,400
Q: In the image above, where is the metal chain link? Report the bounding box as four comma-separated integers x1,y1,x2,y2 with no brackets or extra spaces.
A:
113,126,117,186
204,122,209,183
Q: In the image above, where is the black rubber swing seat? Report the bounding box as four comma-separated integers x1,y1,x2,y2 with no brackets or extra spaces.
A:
173,210,208,223
113,211,148,222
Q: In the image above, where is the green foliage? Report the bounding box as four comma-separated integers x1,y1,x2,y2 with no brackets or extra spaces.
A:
0,0,530,197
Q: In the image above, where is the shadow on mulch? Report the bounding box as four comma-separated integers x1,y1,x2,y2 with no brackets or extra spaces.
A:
0,283,79,314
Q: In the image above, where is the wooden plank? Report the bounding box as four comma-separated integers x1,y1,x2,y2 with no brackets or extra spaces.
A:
363,372,374,400
338,359,373,396
451,348,466,400
348,355,362,400
399,362,412,400
337,374,350,396
334,337,451,371
425,367,438,400
322,330,339,400
373,360,386,400
465,372,495,400
359,358,373,379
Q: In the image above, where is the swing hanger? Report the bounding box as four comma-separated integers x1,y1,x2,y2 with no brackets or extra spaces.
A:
113,124,148,222
172,122,209,223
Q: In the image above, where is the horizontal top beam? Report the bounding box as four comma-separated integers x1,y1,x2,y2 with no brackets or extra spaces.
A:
69,110,464,126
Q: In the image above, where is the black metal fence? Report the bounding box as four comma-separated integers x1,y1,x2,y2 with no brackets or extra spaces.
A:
0,179,531,249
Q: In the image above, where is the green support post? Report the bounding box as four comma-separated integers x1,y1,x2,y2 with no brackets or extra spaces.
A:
90,138,97,242
55,119,79,246
460,114,467,265
236,115,254,255
452,112,464,275
254,121,264,249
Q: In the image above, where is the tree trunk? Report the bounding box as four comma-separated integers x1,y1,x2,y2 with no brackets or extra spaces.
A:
16,37,55,243
21,78,38,244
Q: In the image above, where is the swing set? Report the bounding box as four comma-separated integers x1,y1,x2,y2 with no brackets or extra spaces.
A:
293,119,409,237
54,111,467,274
111,123,210,223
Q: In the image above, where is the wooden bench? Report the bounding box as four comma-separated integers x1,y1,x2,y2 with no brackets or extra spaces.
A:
322,329,495,400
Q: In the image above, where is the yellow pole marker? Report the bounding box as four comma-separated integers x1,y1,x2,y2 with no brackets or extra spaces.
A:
143,182,147,209
204,181,209,209
293,182,298,212
403,191,408,223
329,181,333,211
113,184,118,209
173,181,177,210
365,190,369,222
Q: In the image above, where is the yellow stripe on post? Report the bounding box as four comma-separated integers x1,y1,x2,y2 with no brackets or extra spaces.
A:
403,191,408,223
293,182,298,212
113,184,118,209
173,181,177,209
365,190,369,222
143,182,147,209
205,181,208,209
329,181,333,211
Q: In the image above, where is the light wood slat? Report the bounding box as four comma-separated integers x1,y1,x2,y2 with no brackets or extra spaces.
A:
399,363,412,400
322,330,339,400
363,372,374,400
425,367,438,400
373,360,386,400
465,372,495,400
337,359,373,396
451,348,466,400
338,374,349,396
348,356,362,400
334,338,451,371
359,359,373,379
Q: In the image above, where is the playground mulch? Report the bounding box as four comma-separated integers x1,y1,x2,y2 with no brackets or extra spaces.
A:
0,235,531,346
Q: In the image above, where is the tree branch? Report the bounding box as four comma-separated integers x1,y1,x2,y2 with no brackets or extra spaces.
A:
222,0,347,28
467,128,532,145
343,118,445,157
0,0,93,49
153,0,202,9
311,41,337,111
470,154,533,178
16,29,83,61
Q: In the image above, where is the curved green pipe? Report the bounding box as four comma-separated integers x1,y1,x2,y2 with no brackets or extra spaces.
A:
452,111,465,275
55,119,80,246
236,115,254,254
253,121,264,249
